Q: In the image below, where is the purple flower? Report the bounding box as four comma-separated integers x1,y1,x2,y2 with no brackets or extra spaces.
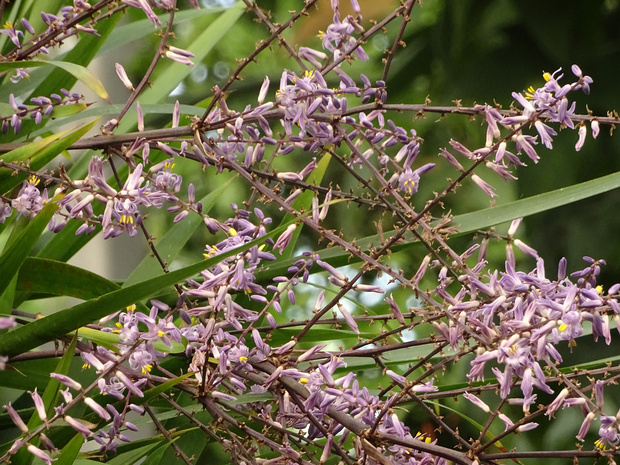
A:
27,444,56,465
0,316,16,329
64,415,92,438
273,224,296,254
397,163,434,195
4,402,29,433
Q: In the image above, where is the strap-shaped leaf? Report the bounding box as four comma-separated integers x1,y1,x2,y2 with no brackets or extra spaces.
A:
0,217,297,357
0,60,108,100
0,197,60,296
117,1,245,133
256,170,620,280
452,169,620,233
0,119,98,196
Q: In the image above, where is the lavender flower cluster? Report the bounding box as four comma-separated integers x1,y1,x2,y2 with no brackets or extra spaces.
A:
1,1,619,464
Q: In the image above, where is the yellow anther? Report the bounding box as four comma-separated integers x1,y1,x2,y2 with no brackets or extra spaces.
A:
300,377,309,385
542,72,551,82
595,439,606,450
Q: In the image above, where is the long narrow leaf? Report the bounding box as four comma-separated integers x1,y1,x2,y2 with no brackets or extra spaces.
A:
14,257,150,314
0,197,60,296
452,169,620,233
0,119,98,195
117,2,245,133
256,170,620,279
0,217,298,357
0,60,108,100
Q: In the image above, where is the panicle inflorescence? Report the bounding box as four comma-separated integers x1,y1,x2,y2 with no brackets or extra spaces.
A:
3,0,620,464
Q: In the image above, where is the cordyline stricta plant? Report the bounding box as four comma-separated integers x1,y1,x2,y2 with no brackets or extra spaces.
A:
0,0,620,464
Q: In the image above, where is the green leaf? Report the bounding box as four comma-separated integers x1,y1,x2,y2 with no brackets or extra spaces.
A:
0,198,60,297
0,60,108,101
50,103,90,118
16,257,119,300
0,119,99,196
452,169,620,233
0,275,17,317
99,7,232,55
54,433,84,465
267,327,369,346
0,216,298,357
0,358,61,391
105,441,164,465
140,439,180,465
76,327,187,354
0,131,64,167
117,2,245,133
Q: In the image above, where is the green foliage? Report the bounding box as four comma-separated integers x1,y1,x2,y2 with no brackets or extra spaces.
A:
1,1,620,464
